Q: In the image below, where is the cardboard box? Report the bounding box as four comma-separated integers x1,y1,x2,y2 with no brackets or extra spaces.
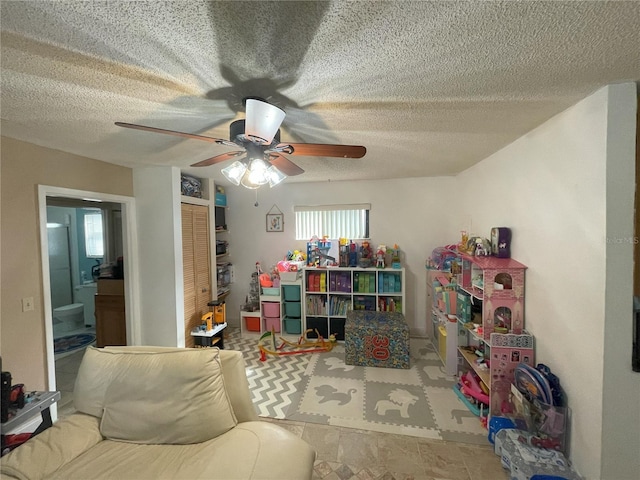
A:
214,193,227,206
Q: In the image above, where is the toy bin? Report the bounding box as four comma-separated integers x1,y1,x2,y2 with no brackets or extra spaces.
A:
494,429,581,480
284,302,301,318
283,317,302,334
282,285,301,301
244,315,260,332
279,271,301,282
262,302,280,317
264,317,281,333
262,287,280,296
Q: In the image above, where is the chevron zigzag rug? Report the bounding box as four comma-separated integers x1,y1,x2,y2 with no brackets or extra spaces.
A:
224,328,489,445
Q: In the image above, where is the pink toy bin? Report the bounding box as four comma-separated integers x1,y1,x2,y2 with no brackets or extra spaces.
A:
262,302,280,317
264,317,281,333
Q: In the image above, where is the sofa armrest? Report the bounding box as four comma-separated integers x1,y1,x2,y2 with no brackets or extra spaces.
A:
0,413,102,480
219,349,259,422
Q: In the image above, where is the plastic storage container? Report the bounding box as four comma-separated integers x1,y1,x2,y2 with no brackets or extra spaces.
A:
282,285,301,301
283,317,302,334
245,315,260,332
262,302,280,317
264,317,281,333
284,302,301,318
262,287,280,296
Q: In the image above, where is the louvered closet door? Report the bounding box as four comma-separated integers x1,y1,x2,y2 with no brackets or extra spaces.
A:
182,203,212,348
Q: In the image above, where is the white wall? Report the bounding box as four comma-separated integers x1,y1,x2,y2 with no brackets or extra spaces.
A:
455,84,638,480
224,176,456,337
133,166,185,346
600,84,638,480
221,84,638,479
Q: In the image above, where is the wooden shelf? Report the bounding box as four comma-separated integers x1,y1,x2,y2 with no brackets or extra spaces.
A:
458,347,491,387
180,195,209,206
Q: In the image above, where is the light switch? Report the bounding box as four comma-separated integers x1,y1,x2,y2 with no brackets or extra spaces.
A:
22,297,34,312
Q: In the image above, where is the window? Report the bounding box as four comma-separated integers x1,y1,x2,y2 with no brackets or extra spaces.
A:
294,204,370,240
84,210,104,258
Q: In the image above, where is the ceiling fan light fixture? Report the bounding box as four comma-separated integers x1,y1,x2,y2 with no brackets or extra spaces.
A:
247,158,270,185
240,171,261,189
245,99,285,144
266,164,287,187
221,160,246,186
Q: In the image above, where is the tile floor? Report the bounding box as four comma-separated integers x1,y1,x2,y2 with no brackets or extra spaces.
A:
54,347,508,480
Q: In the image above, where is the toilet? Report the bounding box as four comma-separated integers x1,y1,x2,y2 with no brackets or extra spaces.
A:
53,303,85,336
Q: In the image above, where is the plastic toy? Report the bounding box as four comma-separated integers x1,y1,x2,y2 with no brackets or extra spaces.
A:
375,245,386,268
391,244,401,269
258,328,337,361
460,371,490,405
359,240,372,267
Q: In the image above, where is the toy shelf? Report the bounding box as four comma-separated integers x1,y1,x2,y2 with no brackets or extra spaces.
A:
304,267,405,340
458,347,490,387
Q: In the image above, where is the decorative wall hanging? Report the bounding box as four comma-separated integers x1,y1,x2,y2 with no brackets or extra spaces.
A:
266,205,284,232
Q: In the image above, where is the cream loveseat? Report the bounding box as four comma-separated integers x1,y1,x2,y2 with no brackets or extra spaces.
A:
1,347,316,479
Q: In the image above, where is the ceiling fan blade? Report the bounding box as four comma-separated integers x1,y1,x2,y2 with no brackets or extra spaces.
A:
115,122,238,147
277,143,366,158
267,153,305,176
191,151,245,167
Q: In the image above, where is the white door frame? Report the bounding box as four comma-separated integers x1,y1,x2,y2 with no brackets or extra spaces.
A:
38,185,140,403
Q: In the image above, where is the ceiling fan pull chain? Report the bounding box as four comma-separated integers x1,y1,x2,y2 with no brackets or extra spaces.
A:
254,189,259,207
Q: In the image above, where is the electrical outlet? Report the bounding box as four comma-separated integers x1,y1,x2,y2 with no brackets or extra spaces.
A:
22,297,34,312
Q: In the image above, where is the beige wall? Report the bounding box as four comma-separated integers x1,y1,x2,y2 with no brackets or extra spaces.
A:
0,137,133,390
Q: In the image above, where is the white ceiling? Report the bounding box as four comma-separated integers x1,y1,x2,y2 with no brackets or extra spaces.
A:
1,1,639,185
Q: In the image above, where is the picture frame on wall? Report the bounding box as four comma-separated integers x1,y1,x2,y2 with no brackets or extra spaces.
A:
266,213,283,232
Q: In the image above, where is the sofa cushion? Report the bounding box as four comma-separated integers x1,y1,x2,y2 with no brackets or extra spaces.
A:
98,346,259,423
76,347,237,444
43,422,315,480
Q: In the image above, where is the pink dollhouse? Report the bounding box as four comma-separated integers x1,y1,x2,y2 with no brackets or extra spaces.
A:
455,253,526,340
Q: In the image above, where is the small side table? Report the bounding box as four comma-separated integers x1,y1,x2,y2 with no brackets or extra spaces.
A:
1,391,61,454
190,322,227,349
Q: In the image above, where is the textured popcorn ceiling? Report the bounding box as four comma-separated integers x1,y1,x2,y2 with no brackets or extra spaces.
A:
1,1,639,184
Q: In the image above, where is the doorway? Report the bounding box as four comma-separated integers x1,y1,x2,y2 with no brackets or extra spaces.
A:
37,185,139,419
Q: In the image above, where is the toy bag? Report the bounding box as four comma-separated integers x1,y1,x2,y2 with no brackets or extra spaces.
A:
430,247,457,271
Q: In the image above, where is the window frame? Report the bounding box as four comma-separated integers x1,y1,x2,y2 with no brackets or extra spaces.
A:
84,210,104,258
293,203,370,241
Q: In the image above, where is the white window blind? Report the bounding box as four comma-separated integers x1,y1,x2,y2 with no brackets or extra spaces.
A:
294,204,370,240
84,211,104,258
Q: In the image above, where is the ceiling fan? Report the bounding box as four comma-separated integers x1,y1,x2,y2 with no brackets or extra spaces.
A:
115,98,366,189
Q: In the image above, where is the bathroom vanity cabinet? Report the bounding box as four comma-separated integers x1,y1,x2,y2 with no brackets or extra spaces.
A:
95,279,126,347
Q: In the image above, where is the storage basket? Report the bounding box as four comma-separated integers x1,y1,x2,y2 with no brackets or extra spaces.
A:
262,287,280,296
282,285,301,301
279,271,301,282
284,302,301,318
284,317,302,334
264,317,281,333
245,315,260,332
262,302,280,317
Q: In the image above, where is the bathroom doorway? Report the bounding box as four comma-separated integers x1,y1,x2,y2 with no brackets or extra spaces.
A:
38,185,139,419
